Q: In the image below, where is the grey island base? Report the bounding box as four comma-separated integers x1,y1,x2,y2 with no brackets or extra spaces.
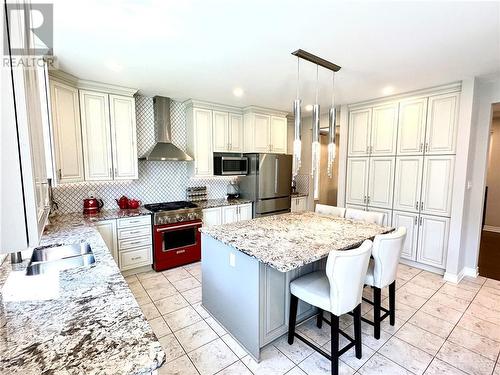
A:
200,212,392,361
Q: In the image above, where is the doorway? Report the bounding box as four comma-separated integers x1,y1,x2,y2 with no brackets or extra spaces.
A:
478,103,500,280
317,131,339,206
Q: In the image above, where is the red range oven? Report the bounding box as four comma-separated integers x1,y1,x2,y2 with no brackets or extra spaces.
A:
153,219,202,271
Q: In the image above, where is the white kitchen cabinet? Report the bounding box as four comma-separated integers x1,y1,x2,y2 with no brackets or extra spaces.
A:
370,103,398,156
346,158,369,206
222,205,239,224
425,93,459,155
238,203,253,220
397,98,427,155
392,211,418,261
393,156,423,213
229,113,244,152
79,90,113,181
367,157,395,209
109,95,138,180
270,116,287,153
348,108,371,157
49,80,85,183
416,214,449,268
95,219,118,265
213,111,229,152
291,196,308,212
202,207,223,226
188,108,213,176
421,156,455,217
117,217,153,271
367,207,392,226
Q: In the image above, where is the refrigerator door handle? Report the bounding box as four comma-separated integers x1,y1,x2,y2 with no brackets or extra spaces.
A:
274,157,279,194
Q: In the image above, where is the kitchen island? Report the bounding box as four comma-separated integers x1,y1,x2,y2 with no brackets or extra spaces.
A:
200,212,392,360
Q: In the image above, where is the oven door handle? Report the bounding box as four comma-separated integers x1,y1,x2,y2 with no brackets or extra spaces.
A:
156,223,201,232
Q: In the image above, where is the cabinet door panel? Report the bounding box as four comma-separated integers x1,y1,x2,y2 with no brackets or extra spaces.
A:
417,215,449,268
348,108,371,157
50,81,84,183
392,211,418,261
368,157,395,209
346,158,369,206
393,156,423,213
425,93,459,154
222,205,238,224
421,156,454,216
229,113,243,152
193,108,213,176
110,95,138,179
270,116,287,154
254,114,271,152
213,111,229,152
397,98,427,155
238,204,253,220
95,219,118,265
80,90,113,180
202,207,222,226
371,103,398,155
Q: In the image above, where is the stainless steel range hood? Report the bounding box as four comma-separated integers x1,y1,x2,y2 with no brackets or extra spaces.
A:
139,96,193,161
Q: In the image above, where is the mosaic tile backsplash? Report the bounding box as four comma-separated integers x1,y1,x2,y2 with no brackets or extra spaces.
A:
52,96,235,213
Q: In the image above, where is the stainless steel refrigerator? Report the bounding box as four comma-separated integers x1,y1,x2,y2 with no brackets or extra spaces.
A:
239,153,292,217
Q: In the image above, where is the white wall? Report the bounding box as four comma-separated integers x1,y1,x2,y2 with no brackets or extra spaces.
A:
462,75,500,272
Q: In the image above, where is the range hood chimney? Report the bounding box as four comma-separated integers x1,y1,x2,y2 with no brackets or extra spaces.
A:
139,96,193,161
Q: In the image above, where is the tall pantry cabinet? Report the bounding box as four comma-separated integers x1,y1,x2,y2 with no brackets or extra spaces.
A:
345,86,460,271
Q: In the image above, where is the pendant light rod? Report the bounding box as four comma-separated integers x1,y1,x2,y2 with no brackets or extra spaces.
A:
291,49,341,72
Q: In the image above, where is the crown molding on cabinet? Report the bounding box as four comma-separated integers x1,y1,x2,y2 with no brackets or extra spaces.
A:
184,99,243,114
243,105,289,117
348,81,462,110
49,69,138,97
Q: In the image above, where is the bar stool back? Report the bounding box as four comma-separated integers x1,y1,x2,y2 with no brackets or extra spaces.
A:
345,208,385,226
315,204,346,218
363,227,407,339
288,240,372,375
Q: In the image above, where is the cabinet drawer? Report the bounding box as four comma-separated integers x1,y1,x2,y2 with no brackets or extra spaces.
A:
117,225,151,240
120,246,152,271
117,215,151,228
118,235,152,251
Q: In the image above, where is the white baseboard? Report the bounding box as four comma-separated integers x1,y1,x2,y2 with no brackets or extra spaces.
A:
484,225,500,233
463,267,479,278
399,258,445,275
444,269,465,284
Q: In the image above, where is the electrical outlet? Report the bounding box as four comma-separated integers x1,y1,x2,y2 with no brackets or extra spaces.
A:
229,252,236,267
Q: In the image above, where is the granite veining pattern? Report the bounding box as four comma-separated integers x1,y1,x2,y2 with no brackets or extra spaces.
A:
0,210,164,374
194,198,253,210
200,212,393,272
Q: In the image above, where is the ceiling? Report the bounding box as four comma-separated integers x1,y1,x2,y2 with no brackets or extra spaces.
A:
52,0,500,112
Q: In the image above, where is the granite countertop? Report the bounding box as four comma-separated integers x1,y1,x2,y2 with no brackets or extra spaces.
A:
200,212,393,272
291,192,308,198
194,198,253,210
0,210,164,374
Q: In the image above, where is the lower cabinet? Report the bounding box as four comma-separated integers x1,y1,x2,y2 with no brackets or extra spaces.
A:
392,211,418,261
291,196,307,212
95,219,118,263
203,203,253,226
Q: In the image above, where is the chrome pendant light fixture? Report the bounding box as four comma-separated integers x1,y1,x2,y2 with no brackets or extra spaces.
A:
327,71,336,178
292,57,302,177
311,65,321,200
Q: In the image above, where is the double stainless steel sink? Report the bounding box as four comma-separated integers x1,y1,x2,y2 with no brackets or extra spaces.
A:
26,243,96,275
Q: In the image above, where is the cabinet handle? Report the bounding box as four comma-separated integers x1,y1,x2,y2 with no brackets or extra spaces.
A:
419,143,423,152
419,217,423,226
420,201,424,210
414,216,417,225
109,168,112,177
114,167,117,176
128,241,142,245
131,256,142,261
415,201,419,210
363,196,367,204
425,143,429,152
367,196,370,204
58,168,62,180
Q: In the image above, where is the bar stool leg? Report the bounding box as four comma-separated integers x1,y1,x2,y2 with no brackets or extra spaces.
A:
288,295,298,344
373,287,381,340
353,304,362,359
389,281,396,326
317,309,323,328
330,313,339,375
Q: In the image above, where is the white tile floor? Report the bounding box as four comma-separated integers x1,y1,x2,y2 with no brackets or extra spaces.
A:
126,263,500,375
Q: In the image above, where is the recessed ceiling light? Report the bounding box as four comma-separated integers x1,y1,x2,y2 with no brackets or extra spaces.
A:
233,87,244,97
382,86,395,95
105,60,123,72
305,104,313,111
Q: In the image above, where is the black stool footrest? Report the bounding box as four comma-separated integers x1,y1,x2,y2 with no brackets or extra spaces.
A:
294,333,355,361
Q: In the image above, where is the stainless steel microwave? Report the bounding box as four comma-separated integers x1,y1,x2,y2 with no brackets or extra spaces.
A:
213,156,248,175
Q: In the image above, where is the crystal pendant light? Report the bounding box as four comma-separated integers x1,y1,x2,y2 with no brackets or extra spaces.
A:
292,57,302,177
327,71,336,178
312,65,321,200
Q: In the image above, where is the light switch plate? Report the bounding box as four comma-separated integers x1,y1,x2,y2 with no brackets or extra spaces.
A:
229,252,236,267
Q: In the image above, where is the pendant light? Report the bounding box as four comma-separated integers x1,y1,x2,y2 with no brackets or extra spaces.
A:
292,57,302,177
312,65,320,200
327,71,336,178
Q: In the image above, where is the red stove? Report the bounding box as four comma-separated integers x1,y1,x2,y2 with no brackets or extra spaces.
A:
144,201,203,271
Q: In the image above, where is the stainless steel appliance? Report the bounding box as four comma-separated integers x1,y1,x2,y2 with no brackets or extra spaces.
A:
239,153,292,217
213,155,248,176
144,201,203,271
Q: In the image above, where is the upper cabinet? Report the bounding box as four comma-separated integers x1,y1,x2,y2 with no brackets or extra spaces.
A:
49,71,138,184
370,103,398,156
212,111,243,153
397,98,428,155
425,93,459,155
49,80,85,183
243,109,288,154
348,108,371,157
187,107,213,176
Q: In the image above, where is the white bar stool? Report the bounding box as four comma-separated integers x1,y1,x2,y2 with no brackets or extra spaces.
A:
288,240,372,375
315,204,346,218
345,208,385,225
362,227,407,339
